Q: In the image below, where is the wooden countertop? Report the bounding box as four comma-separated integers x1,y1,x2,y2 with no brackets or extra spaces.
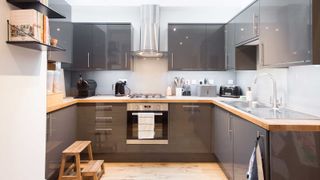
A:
47,96,320,132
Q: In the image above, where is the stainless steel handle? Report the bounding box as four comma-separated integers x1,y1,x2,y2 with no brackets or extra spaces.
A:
228,115,232,134
253,14,259,35
95,128,112,131
96,105,113,110
182,105,200,109
48,114,55,137
96,117,113,120
125,52,128,68
132,113,163,116
171,53,174,68
259,43,264,67
87,52,90,68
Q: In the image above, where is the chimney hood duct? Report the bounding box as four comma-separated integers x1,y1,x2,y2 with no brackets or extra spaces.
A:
134,4,164,58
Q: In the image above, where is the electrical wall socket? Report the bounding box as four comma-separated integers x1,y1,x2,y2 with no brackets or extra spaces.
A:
191,80,197,85
209,79,214,85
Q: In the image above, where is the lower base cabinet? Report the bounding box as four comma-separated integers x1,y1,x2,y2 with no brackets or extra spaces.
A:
46,105,77,180
269,132,320,180
77,103,127,153
213,106,269,180
169,103,212,153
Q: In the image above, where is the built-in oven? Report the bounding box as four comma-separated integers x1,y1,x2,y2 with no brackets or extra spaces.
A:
127,103,168,144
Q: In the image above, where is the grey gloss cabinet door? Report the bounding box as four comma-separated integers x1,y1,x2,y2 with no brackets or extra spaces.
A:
269,132,320,180
48,21,73,63
168,24,207,70
73,24,93,69
46,105,77,180
106,25,131,70
169,104,212,153
232,115,269,180
92,25,108,69
235,1,260,45
206,24,226,70
213,107,234,179
225,21,236,70
259,0,312,67
77,103,127,153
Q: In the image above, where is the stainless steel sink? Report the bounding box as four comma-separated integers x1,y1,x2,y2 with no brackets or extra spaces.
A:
221,101,320,120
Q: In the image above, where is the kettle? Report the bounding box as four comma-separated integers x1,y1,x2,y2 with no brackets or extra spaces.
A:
115,81,127,97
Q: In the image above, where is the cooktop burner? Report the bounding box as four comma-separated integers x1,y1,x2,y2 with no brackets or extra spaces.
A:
129,93,165,99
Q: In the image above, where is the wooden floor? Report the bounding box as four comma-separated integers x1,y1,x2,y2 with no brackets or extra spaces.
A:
100,163,227,180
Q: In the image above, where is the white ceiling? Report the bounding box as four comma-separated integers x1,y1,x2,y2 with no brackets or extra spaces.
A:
65,0,255,8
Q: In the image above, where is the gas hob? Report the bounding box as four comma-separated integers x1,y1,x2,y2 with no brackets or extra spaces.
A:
129,93,165,99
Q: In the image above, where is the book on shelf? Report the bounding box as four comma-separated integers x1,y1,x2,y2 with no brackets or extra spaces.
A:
40,0,49,6
9,9,50,44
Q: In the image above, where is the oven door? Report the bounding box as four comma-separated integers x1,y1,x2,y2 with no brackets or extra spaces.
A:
127,111,168,144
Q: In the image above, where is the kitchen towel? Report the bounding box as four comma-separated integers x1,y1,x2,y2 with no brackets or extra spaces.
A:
247,136,265,180
137,113,155,139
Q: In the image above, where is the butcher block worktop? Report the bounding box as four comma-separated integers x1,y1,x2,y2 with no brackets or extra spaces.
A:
47,96,320,132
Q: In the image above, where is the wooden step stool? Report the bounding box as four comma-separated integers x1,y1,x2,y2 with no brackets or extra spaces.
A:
82,160,105,180
58,141,94,180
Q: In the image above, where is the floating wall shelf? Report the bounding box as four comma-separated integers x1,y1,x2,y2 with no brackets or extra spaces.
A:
7,0,65,19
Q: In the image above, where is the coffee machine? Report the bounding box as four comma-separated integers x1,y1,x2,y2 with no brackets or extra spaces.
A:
76,75,97,98
115,81,127,96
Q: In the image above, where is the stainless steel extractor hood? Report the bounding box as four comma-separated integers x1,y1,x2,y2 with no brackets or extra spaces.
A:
134,4,164,58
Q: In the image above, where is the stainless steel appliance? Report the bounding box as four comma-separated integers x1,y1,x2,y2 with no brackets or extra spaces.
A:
127,103,168,144
219,85,242,98
197,85,217,97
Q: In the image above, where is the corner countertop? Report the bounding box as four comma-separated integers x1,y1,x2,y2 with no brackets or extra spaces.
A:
47,95,320,132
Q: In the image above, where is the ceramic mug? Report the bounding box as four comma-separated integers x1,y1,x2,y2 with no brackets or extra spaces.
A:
176,88,183,96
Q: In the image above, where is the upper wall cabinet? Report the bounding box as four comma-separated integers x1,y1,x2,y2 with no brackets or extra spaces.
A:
225,20,236,70
168,24,225,71
259,0,312,67
235,0,260,45
72,23,132,70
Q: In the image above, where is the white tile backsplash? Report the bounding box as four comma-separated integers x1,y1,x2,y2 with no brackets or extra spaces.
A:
69,58,236,96
236,65,320,116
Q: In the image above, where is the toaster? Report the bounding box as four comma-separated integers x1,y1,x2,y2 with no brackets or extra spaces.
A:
219,86,242,98
76,78,97,98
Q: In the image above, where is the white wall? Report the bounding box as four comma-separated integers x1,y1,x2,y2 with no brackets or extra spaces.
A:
0,3,47,180
236,65,320,117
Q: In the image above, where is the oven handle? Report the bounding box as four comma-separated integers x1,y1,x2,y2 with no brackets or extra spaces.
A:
131,112,163,116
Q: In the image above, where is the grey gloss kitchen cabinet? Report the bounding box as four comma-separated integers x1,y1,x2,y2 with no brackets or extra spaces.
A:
235,0,260,45
77,103,127,153
206,24,226,70
259,0,312,67
168,24,225,71
233,115,269,180
213,107,234,179
73,24,93,69
106,25,131,70
225,20,236,70
269,132,320,180
213,106,269,180
72,24,132,70
46,105,77,180
169,103,212,153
